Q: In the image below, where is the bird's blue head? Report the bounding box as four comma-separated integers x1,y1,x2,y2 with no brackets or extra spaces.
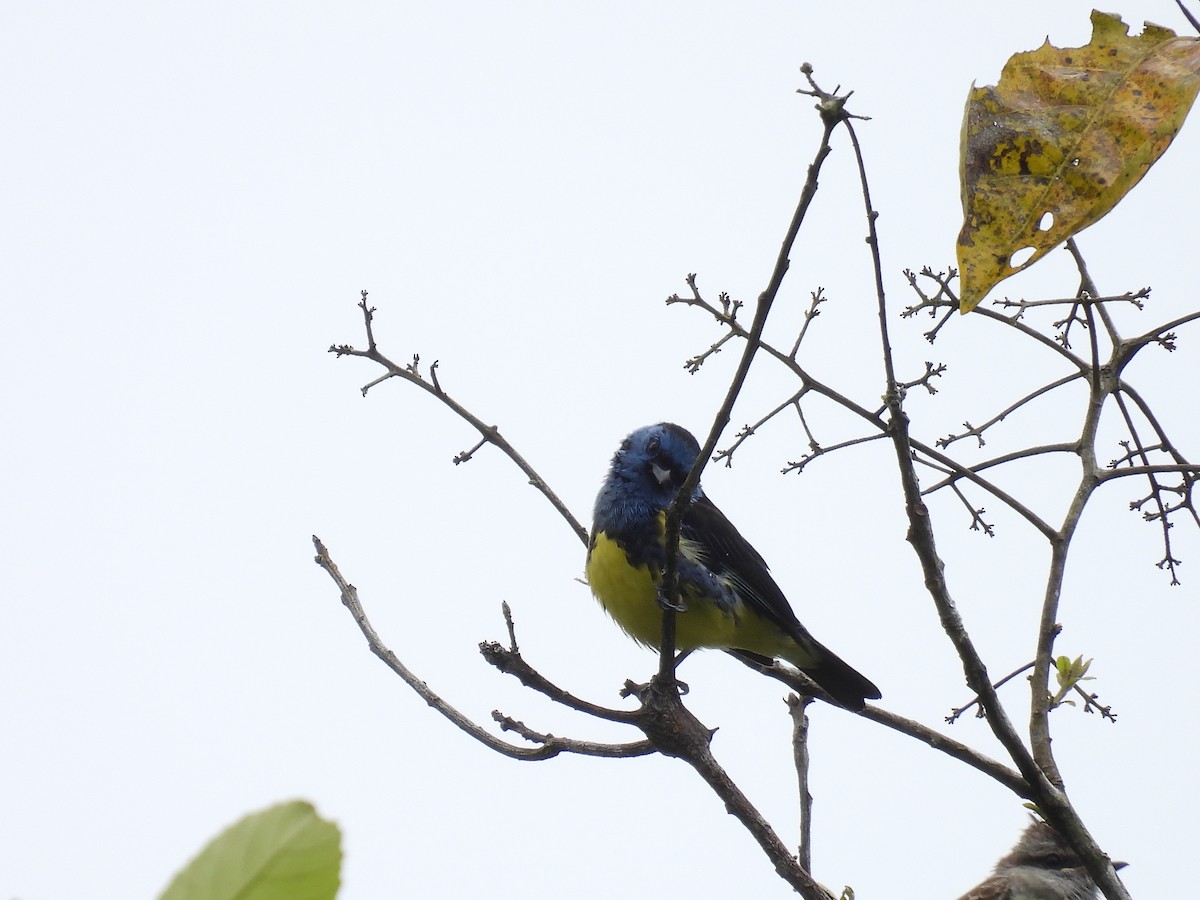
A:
593,423,703,531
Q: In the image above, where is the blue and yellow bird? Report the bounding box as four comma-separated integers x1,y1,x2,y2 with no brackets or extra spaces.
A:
586,422,880,710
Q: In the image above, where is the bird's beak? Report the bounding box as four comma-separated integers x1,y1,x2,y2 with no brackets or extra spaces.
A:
651,463,672,485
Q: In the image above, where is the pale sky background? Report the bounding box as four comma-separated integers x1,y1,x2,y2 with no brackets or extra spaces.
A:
4,2,1197,898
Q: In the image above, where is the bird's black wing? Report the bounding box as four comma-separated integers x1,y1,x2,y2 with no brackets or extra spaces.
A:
682,491,882,709
681,492,808,638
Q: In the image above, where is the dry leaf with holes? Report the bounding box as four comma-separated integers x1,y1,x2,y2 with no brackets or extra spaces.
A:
956,11,1200,313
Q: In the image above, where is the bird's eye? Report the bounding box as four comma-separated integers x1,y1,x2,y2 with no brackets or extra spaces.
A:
1042,854,1065,869
646,437,661,456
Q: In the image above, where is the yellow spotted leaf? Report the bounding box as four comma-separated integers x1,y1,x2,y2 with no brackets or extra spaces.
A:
956,11,1200,313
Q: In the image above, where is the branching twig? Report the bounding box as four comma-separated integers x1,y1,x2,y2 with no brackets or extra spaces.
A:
1072,683,1118,723
920,443,1080,494
993,288,1149,312
489,712,655,758
780,433,887,475
745,657,1027,795
789,288,830,358
946,661,1036,724
947,482,995,536
935,374,1082,450
838,104,1131,895
312,535,641,760
714,390,808,467
657,68,847,697
330,292,588,546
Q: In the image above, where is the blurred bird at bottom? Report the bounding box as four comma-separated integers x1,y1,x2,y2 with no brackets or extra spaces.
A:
585,422,880,710
956,820,1127,900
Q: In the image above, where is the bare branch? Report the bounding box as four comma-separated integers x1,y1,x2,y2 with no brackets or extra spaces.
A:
714,390,808,467
330,293,588,546
747,657,1028,795
1178,0,1200,34
895,360,948,398
947,482,996,536
312,535,633,760
781,433,887,475
935,374,1082,450
946,661,1036,724
1072,683,1119,723
787,695,816,874
627,674,839,899
901,268,959,337
789,288,830,358
478,640,641,725
991,288,1149,312
491,712,655,759
677,264,1062,539
658,74,845,687
837,117,1125,894
921,443,1080,494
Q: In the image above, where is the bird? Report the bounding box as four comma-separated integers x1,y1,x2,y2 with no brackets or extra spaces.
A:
585,422,880,710
956,820,1127,900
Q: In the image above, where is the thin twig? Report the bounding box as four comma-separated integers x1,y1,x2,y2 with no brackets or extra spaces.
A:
745,657,1027,795
312,535,643,760
935,374,1083,450
780,433,887,475
330,293,588,546
658,79,844,688
1179,0,1200,34
714,390,808,467
788,695,816,873
789,288,830,358
845,111,1085,887
946,661,1036,723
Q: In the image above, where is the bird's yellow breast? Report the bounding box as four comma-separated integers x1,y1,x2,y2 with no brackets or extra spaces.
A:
587,529,790,657
586,531,666,649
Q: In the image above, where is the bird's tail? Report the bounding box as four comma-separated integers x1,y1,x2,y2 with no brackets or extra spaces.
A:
797,645,881,711
734,641,880,711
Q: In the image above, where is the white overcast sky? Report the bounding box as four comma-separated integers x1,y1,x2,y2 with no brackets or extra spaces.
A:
4,2,1197,898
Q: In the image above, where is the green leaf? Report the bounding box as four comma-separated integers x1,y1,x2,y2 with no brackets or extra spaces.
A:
159,800,341,900
1054,655,1093,691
